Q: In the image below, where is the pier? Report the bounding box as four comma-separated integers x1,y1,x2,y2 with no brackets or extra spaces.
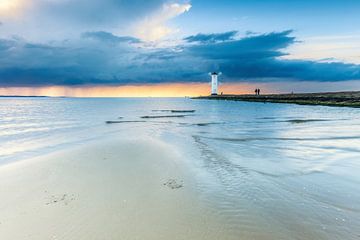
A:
193,91,360,108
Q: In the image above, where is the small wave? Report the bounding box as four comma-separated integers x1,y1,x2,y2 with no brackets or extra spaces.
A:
105,120,146,124
198,135,360,142
152,109,196,113
171,110,196,113
285,119,330,124
193,122,225,127
252,169,324,179
257,117,277,120
140,115,191,119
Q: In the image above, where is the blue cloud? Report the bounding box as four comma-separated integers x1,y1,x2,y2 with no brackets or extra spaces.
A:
185,30,360,81
186,30,295,60
0,39,17,51
0,30,359,87
184,31,238,43
82,31,141,44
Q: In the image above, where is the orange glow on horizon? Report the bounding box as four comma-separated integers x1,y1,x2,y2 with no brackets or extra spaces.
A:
1,81,358,97
0,83,261,97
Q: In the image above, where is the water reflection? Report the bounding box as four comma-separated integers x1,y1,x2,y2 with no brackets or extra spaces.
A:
0,97,359,239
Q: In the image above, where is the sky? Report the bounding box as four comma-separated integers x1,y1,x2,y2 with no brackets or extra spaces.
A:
0,0,360,96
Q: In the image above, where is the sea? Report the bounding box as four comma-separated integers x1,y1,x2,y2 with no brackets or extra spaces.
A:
1,97,360,239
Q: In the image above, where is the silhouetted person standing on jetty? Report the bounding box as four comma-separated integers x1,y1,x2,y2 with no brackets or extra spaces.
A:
258,88,261,95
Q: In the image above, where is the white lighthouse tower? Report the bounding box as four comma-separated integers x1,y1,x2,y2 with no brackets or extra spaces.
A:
209,72,221,95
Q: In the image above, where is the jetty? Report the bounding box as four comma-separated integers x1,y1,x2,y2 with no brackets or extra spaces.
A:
193,91,360,108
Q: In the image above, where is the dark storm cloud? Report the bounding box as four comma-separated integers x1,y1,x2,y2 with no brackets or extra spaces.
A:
185,30,360,81
0,39,16,51
82,31,142,44
186,30,294,60
220,58,360,81
0,30,359,86
184,31,238,43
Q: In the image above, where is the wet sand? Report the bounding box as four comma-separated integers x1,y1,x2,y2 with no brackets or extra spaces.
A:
0,137,232,240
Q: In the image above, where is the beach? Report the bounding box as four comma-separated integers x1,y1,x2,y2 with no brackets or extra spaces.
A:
1,97,360,239
0,136,234,240
2,0,360,238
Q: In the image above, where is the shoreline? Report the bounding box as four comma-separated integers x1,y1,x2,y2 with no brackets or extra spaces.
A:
193,91,360,108
1,98,359,239
0,135,234,240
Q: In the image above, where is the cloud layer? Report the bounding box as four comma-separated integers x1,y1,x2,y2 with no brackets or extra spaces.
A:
1,29,360,87
184,31,238,43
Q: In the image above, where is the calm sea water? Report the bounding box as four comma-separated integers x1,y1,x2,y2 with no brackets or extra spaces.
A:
1,97,360,239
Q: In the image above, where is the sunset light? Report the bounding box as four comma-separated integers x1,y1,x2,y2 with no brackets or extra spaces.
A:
0,0,20,11
1,1,360,239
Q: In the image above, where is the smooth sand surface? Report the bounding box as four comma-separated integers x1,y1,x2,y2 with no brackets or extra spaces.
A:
0,137,230,240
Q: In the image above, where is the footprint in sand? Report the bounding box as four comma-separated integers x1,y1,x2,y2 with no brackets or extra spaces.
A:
163,179,184,189
45,192,76,205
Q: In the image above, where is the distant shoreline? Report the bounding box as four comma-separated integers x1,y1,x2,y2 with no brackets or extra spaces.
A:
193,91,360,108
0,95,50,98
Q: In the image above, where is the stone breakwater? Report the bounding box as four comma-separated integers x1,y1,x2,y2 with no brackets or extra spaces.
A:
193,91,360,108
